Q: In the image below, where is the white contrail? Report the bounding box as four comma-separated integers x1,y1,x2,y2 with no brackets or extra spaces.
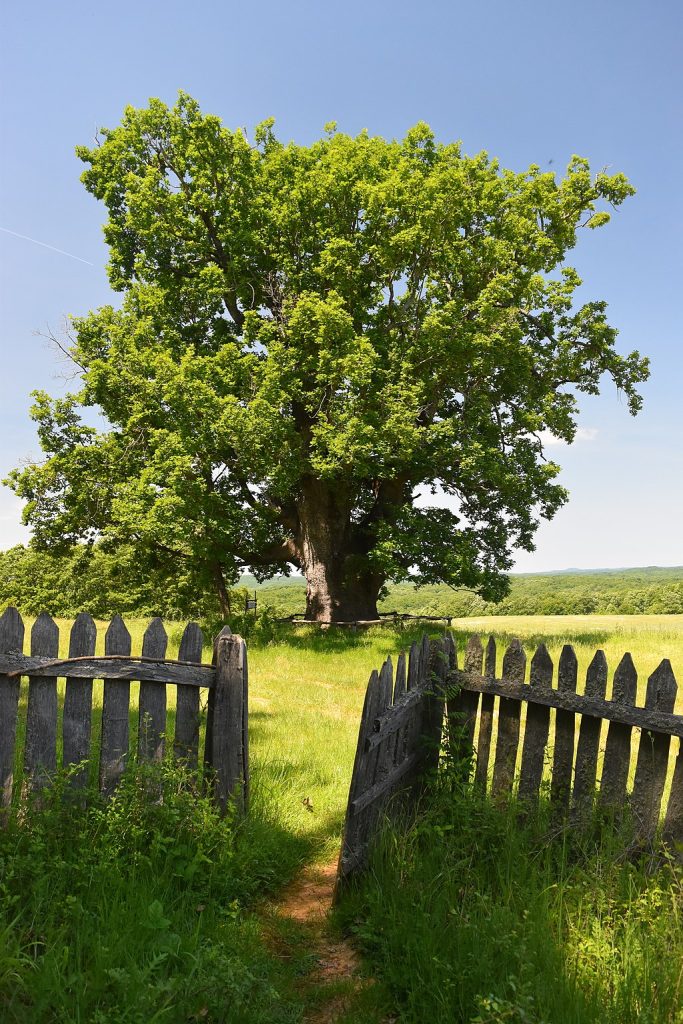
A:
0,226,94,266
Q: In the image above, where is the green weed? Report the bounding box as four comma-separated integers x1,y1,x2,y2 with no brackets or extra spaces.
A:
0,759,308,1023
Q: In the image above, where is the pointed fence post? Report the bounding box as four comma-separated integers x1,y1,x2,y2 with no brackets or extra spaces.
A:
99,615,132,797
474,636,496,794
174,622,204,768
573,651,608,812
421,639,447,778
362,657,395,833
491,639,526,798
447,635,481,779
631,660,677,835
24,613,59,793
518,644,553,806
204,628,248,815
337,667,383,882
390,651,407,768
550,645,578,812
401,638,426,788
63,612,97,790
137,618,168,762
393,652,407,702
599,653,637,810
0,608,24,810
407,640,421,691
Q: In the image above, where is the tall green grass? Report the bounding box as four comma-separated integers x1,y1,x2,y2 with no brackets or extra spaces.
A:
337,776,683,1024
0,758,311,1023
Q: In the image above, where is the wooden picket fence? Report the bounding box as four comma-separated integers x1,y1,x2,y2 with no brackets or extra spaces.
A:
0,607,248,813
449,635,682,835
336,632,683,890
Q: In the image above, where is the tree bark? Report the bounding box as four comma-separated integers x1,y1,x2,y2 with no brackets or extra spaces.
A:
213,563,232,620
296,479,383,622
302,559,382,622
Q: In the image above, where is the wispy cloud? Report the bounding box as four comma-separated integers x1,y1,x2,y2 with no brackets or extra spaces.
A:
539,427,598,447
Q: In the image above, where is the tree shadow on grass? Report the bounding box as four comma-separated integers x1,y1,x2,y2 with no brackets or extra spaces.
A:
254,622,449,657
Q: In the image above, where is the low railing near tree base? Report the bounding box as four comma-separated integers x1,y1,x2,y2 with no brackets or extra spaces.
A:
0,607,248,814
276,612,454,628
336,632,683,893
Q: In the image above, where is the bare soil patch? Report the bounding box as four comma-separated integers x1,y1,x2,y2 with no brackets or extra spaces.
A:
265,858,376,1024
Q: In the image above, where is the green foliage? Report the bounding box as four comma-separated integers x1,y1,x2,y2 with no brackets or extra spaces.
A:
338,781,683,1023
381,567,683,618
0,542,224,619
3,549,683,621
7,95,648,615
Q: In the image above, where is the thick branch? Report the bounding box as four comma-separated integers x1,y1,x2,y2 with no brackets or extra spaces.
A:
242,538,301,568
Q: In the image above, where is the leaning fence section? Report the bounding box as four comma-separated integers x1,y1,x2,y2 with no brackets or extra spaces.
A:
0,607,248,813
449,635,683,843
336,634,452,890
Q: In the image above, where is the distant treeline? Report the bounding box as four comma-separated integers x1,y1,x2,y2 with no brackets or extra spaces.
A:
2,544,683,620
0,544,212,620
244,567,683,618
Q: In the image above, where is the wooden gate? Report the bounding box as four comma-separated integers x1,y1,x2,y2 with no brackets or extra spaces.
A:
336,634,452,888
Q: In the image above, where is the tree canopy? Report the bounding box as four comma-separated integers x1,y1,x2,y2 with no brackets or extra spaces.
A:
8,95,649,620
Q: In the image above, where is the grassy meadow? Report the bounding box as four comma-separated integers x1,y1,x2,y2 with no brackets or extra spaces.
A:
448,614,683,711
1,612,682,1021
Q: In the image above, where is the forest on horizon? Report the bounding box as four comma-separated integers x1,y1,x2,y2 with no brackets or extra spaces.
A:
2,543,682,621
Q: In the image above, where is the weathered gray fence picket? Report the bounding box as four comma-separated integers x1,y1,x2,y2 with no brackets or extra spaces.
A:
0,607,248,814
336,632,683,892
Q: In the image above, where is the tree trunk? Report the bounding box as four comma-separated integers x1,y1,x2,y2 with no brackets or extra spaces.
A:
303,559,382,622
213,563,232,620
296,479,383,622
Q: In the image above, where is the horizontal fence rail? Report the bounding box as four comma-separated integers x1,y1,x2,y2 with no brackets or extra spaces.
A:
275,613,454,628
337,632,683,892
0,654,216,686
0,607,248,813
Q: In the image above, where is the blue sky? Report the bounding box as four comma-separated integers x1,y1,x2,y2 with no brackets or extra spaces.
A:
1,0,681,571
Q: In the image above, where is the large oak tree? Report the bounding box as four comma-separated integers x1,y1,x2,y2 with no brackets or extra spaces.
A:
9,95,648,621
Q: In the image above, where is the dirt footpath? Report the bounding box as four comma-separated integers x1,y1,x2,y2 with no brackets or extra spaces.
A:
265,858,385,1023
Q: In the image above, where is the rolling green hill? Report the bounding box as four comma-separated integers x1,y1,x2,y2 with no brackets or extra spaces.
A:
239,566,683,618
